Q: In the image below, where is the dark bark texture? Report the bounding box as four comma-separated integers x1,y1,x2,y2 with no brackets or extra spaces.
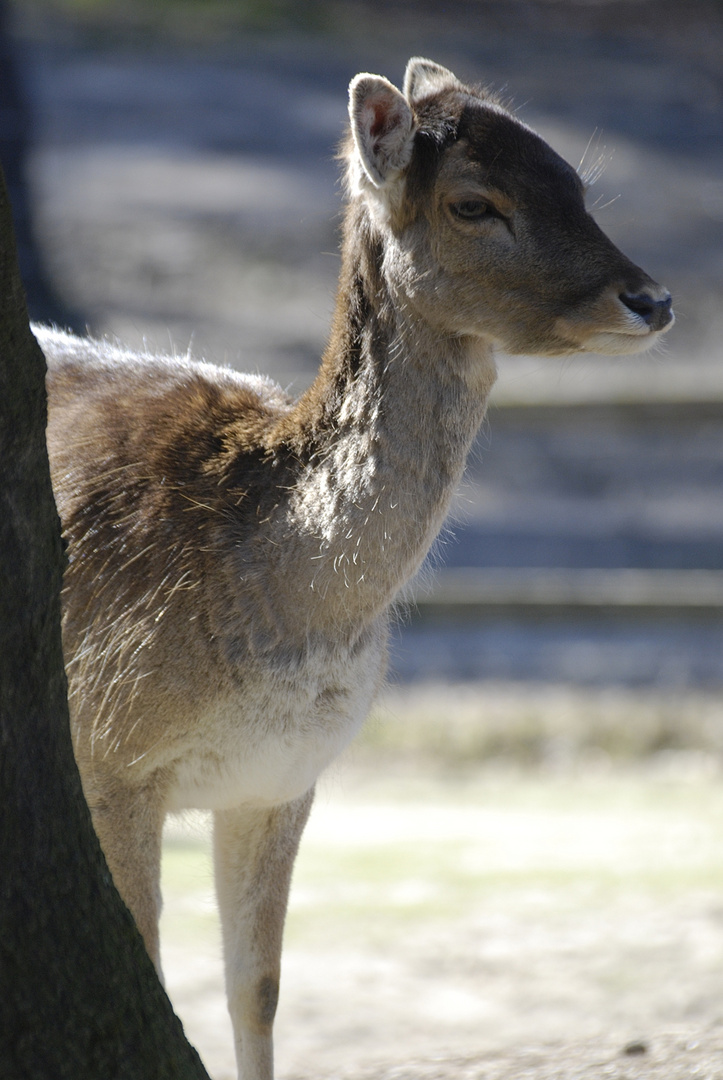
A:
0,166,209,1079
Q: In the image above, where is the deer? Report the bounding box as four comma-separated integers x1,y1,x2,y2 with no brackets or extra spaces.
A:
43,57,673,1080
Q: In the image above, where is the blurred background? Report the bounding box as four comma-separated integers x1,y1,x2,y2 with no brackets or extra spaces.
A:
4,2,723,1077
5,0,723,690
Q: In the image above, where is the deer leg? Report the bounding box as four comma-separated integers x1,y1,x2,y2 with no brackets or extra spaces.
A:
84,772,167,976
213,789,315,1080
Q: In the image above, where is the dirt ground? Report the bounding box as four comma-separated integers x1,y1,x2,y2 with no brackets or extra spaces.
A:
160,737,723,1080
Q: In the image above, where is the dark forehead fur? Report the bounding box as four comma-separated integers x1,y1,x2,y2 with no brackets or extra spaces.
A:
407,85,583,207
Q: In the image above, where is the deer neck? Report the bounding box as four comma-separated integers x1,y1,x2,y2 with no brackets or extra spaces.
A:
269,208,497,638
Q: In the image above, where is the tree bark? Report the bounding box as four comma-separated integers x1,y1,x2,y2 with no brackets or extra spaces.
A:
0,166,210,1078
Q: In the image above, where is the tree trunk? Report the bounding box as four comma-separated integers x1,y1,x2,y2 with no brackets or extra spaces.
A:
0,165,210,1079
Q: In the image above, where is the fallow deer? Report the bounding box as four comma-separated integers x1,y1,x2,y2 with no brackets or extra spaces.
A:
43,57,673,1080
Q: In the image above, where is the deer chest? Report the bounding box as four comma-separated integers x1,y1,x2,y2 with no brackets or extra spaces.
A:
166,631,386,812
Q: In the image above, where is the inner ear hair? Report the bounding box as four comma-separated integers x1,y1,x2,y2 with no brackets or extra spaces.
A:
349,73,415,188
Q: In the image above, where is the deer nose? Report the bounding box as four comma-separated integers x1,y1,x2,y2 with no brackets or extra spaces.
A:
619,290,674,332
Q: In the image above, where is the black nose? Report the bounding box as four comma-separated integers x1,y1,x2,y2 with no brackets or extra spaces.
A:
620,290,674,332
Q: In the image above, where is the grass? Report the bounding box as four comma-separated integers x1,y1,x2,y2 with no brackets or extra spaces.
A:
160,682,723,928
162,742,723,947
292,773,723,931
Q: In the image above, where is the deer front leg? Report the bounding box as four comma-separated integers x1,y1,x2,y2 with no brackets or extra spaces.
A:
214,789,315,1080
84,772,167,975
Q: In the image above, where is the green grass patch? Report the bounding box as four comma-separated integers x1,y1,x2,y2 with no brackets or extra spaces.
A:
287,768,723,943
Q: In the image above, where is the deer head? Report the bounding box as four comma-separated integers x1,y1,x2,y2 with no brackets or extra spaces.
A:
347,57,673,358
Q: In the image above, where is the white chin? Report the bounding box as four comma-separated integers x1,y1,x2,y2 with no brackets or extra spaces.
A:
581,330,658,357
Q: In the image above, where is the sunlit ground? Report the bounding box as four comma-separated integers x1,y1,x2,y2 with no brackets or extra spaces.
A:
160,683,723,1080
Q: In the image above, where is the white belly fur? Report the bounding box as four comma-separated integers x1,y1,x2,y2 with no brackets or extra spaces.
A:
167,638,384,812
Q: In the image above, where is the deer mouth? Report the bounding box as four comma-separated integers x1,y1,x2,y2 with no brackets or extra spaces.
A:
578,328,672,356
553,286,674,356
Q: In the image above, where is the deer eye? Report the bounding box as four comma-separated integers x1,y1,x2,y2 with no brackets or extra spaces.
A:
450,199,501,222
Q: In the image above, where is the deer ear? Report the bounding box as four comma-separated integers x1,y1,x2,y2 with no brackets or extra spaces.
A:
349,73,415,188
403,57,458,103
